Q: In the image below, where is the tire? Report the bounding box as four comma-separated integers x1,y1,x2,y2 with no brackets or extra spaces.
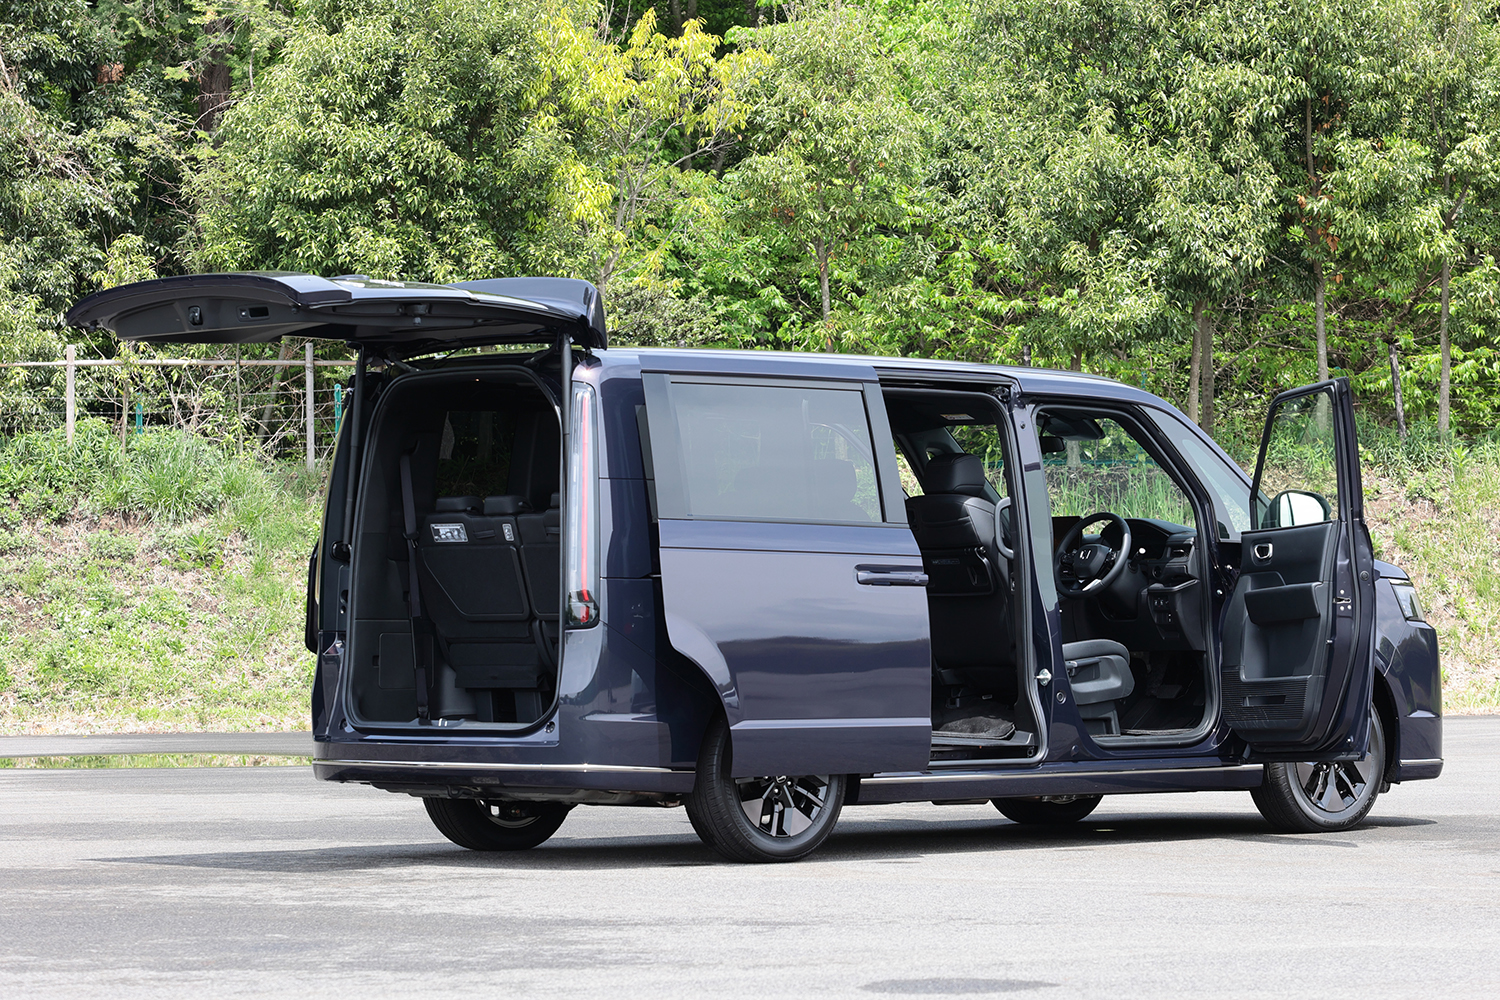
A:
1250,709,1387,833
685,716,846,863
424,797,571,851
992,794,1103,825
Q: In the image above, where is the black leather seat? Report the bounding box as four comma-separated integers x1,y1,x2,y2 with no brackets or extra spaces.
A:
417,494,542,696
1061,639,1135,735
906,454,1015,700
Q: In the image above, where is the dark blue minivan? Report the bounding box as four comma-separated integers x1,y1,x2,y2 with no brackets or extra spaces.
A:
69,273,1443,862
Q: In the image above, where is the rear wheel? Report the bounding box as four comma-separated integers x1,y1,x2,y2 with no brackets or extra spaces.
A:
424,797,571,851
1250,709,1387,833
992,794,1103,825
685,716,846,863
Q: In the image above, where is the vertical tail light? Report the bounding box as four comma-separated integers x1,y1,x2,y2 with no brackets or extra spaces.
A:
566,380,599,626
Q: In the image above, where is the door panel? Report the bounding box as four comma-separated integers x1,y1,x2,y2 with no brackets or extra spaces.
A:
644,371,932,777
659,521,931,776
1221,379,1374,756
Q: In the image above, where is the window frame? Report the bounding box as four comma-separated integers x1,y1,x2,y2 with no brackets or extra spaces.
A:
640,372,897,526
1248,383,1345,533
1031,403,1204,534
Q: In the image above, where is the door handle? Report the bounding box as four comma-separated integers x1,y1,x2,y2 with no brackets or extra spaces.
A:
1252,542,1273,563
856,565,929,587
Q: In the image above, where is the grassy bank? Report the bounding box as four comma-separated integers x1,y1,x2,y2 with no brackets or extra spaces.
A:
0,417,1495,737
0,421,321,734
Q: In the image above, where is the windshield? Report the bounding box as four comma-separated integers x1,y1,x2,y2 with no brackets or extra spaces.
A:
1147,409,1254,540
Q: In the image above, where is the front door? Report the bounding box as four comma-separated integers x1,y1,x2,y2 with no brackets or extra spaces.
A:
642,368,932,778
1221,378,1376,757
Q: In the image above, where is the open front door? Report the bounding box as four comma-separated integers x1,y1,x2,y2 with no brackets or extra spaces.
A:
1221,378,1375,758
641,367,931,778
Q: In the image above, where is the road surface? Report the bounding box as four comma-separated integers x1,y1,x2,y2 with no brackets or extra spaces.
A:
2,719,1496,998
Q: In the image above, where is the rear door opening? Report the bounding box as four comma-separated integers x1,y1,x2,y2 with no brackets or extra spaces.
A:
344,365,570,729
67,271,607,735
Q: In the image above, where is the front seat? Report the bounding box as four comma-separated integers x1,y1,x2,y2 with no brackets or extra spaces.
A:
1061,639,1135,736
905,453,1015,701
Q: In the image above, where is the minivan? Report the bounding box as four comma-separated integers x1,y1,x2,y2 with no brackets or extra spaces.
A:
68,272,1443,863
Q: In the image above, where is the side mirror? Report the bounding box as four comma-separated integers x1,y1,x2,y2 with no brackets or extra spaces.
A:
1267,489,1332,528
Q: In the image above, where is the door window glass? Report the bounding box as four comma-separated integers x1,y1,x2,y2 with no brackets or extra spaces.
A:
664,381,881,522
1255,390,1339,529
1039,413,1195,528
436,410,515,497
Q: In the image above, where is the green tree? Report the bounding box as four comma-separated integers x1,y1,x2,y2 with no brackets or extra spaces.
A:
727,4,926,348
531,8,769,292
192,0,585,281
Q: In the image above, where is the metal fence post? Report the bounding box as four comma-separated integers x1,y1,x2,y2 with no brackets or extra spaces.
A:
65,344,76,445
305,341,315,472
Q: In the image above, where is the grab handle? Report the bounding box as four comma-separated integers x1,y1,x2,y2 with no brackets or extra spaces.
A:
856,565,929,587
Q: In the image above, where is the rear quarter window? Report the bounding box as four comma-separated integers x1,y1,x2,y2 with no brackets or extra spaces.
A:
646,378,881,523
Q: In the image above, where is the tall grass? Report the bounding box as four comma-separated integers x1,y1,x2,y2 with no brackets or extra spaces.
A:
0,418,321,533
0,421,325,733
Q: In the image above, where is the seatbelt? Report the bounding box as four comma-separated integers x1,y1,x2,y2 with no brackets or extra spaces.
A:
399,452,432,723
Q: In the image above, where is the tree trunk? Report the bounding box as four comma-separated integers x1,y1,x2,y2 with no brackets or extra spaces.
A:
1439,258,1452,435
1200,307,1215,435
669,0,683,33
1187,301,1203,424
1021,344,1031,367
814,234,832,349
1067,348,1082,468
687,0,699,18
256,341,298,445
198,18,233,133
1388,339,1407,441
1314,262,1328,383
745,2,760,28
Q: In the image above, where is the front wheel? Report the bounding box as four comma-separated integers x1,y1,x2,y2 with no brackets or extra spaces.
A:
992,794,1103,825
685,716,846,863
424,797,571,851
1250,709,1387,833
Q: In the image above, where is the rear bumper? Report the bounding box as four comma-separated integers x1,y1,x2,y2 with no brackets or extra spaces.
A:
1393,757,1443,781
312,738,696,795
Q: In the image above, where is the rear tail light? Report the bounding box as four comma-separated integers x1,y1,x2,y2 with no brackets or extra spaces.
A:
566,381,599,626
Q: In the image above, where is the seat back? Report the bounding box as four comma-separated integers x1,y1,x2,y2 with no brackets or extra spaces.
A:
518,492,561,619
418,495,542,691
906,454,1015,700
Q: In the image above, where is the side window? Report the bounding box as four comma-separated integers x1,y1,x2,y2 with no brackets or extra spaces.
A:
648,378,882,523
1254,389,1339,529
436,410,515,497
1039,412,1195,528
894,449,923,497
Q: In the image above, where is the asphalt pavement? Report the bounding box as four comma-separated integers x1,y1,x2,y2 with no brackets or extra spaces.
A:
1,719,1497,999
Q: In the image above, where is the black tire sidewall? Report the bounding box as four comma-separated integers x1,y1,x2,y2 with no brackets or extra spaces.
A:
1251,709,1386,834
688,716,845,863
425,797,571,851
992,794,1103,825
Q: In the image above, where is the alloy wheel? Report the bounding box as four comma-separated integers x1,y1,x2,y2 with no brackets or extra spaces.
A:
735,774,832,838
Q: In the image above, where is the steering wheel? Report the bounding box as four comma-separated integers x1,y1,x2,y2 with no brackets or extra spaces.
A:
1054,512,1132,599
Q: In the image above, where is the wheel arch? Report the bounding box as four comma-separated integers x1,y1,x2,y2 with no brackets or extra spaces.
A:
1372,668,1400,785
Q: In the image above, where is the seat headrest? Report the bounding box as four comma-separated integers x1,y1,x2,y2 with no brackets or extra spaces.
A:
434,496,482,513
483,495,530,516
925,453,987,497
